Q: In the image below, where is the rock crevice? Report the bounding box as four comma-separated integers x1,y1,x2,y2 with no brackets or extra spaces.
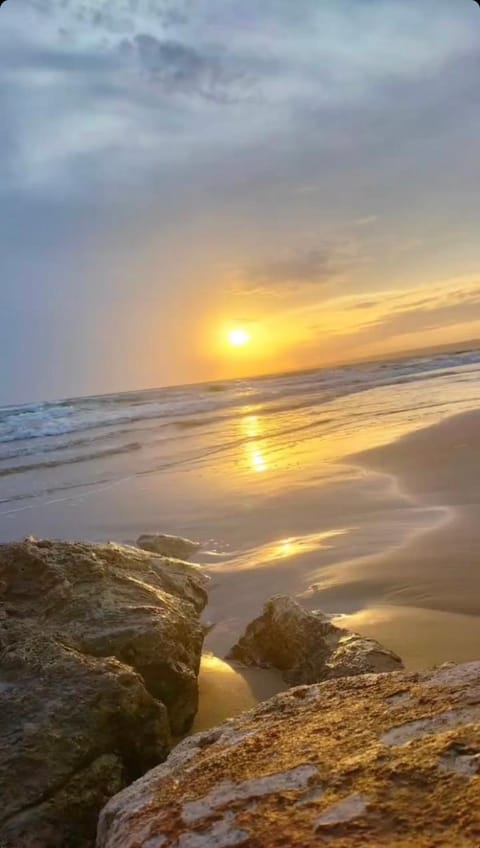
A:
0,537,208,848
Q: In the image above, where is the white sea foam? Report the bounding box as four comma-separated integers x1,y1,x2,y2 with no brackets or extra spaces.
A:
1,350,479,448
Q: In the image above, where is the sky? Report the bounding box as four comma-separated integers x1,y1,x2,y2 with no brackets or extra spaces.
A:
1,0,480,404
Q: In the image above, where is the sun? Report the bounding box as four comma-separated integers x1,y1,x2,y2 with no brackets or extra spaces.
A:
228,328,250,347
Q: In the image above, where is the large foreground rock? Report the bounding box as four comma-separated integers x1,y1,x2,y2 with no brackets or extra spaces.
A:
0,538,208,848
98,661,480,847
228,595,403,684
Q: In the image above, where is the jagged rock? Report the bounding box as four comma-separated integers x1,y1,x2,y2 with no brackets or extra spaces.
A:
228,595,403,685
137,533,201,561
0,538,208,848
97,661,480,848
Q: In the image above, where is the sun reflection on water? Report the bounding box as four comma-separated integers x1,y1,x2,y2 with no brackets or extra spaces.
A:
250,448,267,473
242,414,269,473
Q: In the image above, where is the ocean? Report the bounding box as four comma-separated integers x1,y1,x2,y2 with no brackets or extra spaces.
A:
1,349,480,549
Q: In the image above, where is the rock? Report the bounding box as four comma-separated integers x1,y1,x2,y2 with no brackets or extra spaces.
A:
0,538,209,848
97,661,480,848
137,533,201,561
228,595,403,685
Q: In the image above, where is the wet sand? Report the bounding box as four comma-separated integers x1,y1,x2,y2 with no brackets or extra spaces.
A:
192,655,284,732
330,409,480,668
201,410,480,713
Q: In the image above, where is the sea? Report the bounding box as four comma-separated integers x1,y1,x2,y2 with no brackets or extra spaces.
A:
1,349,480,551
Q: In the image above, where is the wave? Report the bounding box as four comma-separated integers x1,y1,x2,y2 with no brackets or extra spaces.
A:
0,441,141,478
1,348,479,449
0,399,217,444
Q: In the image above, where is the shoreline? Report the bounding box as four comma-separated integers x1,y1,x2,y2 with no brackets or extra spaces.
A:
200,409,480,710
311,408,480,668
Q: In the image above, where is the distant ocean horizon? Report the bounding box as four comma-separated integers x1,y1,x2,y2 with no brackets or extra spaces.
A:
4,338,480,412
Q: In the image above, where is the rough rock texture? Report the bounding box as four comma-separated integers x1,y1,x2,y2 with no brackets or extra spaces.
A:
228,595,403,685
97,661,480,847
137,534,201,561
0,538,208,848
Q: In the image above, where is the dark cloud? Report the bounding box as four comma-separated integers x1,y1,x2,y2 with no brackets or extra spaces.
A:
249,248,337,289
245,240,366,292
121,35,254,102
25,0,188,33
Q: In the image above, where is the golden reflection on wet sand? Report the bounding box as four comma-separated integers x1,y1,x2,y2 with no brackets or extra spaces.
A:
334,605,480,671
211,528,351,572
193,653,284,732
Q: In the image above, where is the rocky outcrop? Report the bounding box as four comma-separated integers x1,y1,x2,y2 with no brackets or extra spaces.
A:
228,595,403,684
0,538,208,848
97,661,480,847
136,533,201,561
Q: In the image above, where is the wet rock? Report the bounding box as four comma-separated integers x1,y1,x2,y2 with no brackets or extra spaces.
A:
0,538,208,848
137,533,201,561
97,661,480,848
228,594,403,685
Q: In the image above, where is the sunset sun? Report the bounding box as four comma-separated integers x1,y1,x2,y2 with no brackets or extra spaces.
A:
228,329,250,347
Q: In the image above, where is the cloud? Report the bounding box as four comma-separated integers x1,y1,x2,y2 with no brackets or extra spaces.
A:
3,0,478,196
274,276,480,370
250,248,336,289
244,238,370,293
24,0,187,36
350,299,381,311
121,35,254,102
300,277,480,345
358,281,480,342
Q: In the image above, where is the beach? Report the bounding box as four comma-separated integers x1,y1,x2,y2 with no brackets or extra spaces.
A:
1,351,480,722
194,407,480,726
335,410,480,667
201,406,480,666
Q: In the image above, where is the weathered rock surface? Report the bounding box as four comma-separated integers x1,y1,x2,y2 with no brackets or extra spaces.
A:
0,538,208,848
137,533,201,561
97,661,480,847
228,595,403,685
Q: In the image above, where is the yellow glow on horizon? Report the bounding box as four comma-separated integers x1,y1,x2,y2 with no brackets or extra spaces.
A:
228,328,250,347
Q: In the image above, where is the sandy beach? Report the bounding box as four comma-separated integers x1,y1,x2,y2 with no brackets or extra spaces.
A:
333,409,480,668
186,407,480,727
203,409,480,679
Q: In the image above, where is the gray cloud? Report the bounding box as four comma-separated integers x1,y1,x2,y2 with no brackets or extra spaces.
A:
249,248,337,289
122,35,254,102
245,237,369,292
25,0,188,34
